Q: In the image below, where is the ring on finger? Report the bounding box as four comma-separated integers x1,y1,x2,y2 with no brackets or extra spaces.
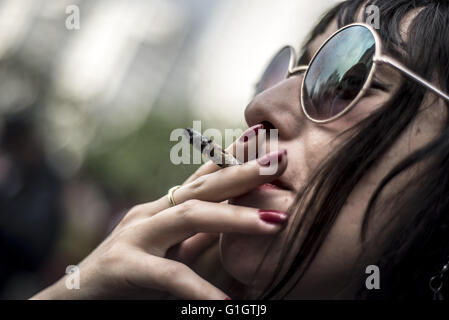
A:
167,185,182,207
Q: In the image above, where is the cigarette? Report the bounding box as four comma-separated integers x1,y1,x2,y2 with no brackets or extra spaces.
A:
183,128,241,168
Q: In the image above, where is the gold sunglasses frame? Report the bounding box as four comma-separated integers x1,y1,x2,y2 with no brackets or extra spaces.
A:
274,22,449,124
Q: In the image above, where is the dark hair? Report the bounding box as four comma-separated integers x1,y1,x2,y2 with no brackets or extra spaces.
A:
260,0,449,299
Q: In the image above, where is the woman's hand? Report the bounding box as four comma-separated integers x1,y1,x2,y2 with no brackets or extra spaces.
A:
31,149,288,300
166,123,266,265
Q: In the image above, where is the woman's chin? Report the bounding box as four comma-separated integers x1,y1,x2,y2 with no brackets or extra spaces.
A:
219,233,277,290
219,189,293,290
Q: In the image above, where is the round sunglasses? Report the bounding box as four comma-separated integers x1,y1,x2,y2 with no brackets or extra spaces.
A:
256,23,449,124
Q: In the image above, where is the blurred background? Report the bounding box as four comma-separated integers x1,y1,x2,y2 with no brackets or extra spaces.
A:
0,0,338,299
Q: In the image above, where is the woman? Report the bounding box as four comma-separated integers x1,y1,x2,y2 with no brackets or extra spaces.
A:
32,0,449,299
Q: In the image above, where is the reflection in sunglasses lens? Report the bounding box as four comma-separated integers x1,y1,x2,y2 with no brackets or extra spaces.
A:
257,47,292,94
302,25,376,121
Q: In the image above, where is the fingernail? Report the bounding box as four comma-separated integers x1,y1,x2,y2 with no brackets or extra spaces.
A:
238,124,264,143
224,297,232,300
256,149,287,167
258,210,288,224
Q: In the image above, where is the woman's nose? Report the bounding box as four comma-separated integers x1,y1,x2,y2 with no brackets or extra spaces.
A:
244,75,305,140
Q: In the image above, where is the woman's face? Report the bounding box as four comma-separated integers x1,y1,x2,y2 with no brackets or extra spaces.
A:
219,15,447,298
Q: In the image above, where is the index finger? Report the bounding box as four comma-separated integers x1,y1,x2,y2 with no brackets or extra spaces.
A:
129,124,268,218
138,149,287,218
183,124,264,184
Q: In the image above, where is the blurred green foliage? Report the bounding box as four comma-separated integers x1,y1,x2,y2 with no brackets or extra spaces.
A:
83,109,217,203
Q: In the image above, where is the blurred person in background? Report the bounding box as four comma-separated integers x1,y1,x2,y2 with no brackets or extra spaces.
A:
0,112,62,298
30,0,449,300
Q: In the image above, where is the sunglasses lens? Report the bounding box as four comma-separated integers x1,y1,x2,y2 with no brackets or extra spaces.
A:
302,25,376,121
256,47,292,94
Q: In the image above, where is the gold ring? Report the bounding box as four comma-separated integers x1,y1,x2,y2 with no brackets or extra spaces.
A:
167,185,182,207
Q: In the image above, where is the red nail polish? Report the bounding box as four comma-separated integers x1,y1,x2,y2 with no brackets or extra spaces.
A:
258,210,288,224
238,124,264,143
277,152,284,162
278,149,288,162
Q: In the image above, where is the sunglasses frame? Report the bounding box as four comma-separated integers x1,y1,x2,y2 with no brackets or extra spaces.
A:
273,22,449,124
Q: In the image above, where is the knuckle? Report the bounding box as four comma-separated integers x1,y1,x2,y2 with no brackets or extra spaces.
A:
241,161,257,176
175,199,201,227
162,262,188,282
119,205,143,225
179,199,200,213
187,174,210,198
229,206,243,221
98,244,127,270
228,206,249,226
128,204,145,217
